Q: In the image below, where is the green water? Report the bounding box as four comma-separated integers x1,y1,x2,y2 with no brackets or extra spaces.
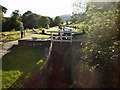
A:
2,47,46,88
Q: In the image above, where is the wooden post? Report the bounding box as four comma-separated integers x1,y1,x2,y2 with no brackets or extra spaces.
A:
60,32,62,43
51,33,53,42
70,32,72,43
66,34,67,39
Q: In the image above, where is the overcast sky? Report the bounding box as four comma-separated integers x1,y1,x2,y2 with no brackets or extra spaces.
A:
1,0,76,17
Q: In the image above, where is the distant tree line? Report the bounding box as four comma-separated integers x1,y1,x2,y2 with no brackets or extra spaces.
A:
1,7,63,31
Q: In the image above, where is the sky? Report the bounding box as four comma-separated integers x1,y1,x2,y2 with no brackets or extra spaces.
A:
1,0,76,17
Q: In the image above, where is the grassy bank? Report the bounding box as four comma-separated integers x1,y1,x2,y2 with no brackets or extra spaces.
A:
1,30,32,42
1,27,58,42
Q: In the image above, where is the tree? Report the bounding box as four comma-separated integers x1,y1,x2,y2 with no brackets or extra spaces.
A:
10,10,23,30
0,6,12,31
72,0,87,15
71,0,87,24
38,16,50,29
22,11,41,29
86,2,119,40
54,16,63,26
1,5,7,14
70,2,120,88
0,5,7,20
48,17,54,27
2,17,11,31
71,14,79,23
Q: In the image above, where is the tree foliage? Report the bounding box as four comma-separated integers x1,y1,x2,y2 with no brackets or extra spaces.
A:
2,10,23,31
54,16,63,26
38,16,50,29
71,1,120,88
1,5,8,31
48,17,54,27
74,2,119,41
22,11,41,29
1,5,7,14
10,10,23,30
0,5,7,20
2,10,55,31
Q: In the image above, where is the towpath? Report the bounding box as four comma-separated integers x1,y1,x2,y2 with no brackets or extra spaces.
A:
0,34,37,59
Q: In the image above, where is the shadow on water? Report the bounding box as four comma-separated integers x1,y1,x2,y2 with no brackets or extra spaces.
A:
2,46,45,71
2,46,46,88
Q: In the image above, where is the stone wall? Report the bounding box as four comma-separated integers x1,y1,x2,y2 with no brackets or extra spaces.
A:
18,40,51,47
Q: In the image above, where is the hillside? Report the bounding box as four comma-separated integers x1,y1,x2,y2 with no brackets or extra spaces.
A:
60,14,71,21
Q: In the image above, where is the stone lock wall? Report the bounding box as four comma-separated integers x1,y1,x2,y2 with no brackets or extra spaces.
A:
18,40,51,47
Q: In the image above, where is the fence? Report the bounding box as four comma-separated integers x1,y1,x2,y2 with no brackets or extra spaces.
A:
47,31,76,43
